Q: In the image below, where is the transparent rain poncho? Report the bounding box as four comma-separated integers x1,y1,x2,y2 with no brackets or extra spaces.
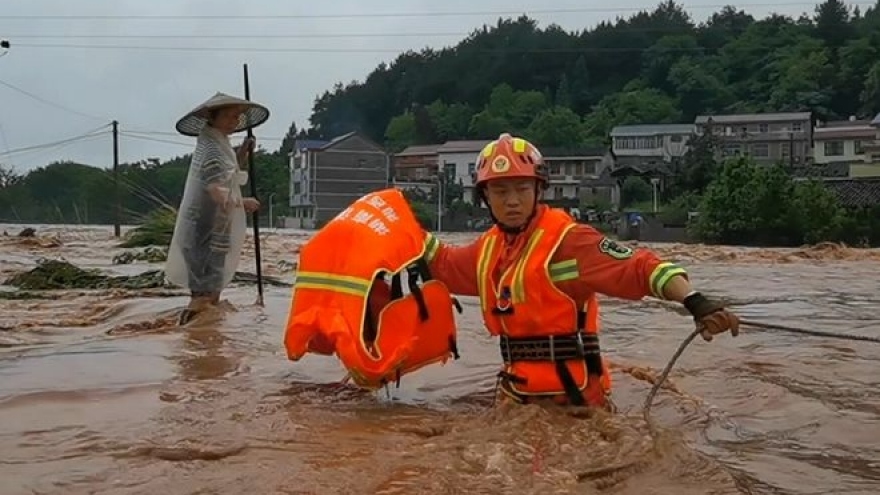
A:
165,125,248,294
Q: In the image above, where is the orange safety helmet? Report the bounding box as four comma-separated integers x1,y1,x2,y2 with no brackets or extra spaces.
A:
474,133,548,189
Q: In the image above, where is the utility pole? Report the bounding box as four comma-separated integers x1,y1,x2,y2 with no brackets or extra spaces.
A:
112,120,120,237
436,172,444,232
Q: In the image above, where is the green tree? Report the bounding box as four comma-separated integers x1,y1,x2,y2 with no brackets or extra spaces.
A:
693,156,848,246
620,176,653,208
525,107,586,147
582,84,681,139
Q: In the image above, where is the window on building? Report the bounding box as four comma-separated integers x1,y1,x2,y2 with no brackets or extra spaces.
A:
293,182,301,194
357,158,366,167
670,135,683,143
751,143,770,157
792,122,803,132
553,186,563,198
467,162,475,175
824,141,844,156
722,144,741,156
855,140,865,155
759,123,769,133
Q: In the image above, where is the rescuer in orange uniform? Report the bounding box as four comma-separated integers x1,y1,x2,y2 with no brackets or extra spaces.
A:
422,133,740,409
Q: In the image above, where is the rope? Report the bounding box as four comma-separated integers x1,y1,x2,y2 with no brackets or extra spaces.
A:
736,318,880,343
642,318,880,433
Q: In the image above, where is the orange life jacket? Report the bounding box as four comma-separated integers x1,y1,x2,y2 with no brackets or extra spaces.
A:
476,207,612,405
284,188,461,389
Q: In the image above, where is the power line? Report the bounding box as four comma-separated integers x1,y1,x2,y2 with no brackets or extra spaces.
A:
0,78,109,121
12,42,413,53
123,129,285,141
0,3,865,20
118,132,197,149
11,133,110,168
11,42,717,54
0,125,110,158
1,33,473,40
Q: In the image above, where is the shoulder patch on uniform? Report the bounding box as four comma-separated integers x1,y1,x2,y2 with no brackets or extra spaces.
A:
598,237,634,259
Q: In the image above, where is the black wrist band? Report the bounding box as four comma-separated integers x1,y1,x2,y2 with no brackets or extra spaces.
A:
683,291,706,316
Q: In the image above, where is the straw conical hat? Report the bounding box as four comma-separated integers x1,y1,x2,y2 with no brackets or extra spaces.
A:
175,91,270,137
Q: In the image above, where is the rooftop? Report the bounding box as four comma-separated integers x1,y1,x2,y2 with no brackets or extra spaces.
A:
436,140,491,154
395,144,441,157
816,118,872,128
610,123,694,137
791,162,851,178
292,139,330,151
695,112,812,124
821,178,880,208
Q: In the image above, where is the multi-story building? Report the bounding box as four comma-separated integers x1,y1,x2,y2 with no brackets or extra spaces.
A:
435,140,490,205
610,123,693,162
541,147,609,202
287,131,388,228
391,144,440,181
851,112,880,178
694,112,813,165
813,118,875,165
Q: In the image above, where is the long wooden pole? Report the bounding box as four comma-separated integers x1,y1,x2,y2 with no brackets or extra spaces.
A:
243,63,264,306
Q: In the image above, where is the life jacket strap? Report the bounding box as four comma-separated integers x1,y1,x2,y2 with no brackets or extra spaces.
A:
497,309,602,406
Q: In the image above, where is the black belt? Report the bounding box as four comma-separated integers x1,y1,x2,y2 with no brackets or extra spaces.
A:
498,331,604,407
499,332,600,362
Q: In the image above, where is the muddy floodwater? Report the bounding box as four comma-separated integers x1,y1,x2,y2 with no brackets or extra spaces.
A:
2,224,880,494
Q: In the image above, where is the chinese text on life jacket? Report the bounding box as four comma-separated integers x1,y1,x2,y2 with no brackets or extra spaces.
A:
332,193,401,236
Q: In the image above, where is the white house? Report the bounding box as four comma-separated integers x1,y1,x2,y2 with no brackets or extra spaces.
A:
813,118,875,165
542,147,609,202
610,123,693,161
435,140,490,205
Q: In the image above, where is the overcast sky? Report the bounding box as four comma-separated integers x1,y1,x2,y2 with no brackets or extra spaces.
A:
0,0,852,172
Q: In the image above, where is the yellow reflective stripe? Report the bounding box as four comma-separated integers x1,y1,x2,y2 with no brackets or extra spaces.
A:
510,229,544,303
549,258,579,283
295,271,371,297
649,262,688,299
512,138,527,153
424,233,440,262
476,235,497,312
481,142,497,157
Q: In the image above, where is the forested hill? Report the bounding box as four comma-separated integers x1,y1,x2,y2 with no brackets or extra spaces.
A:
305,0,880,151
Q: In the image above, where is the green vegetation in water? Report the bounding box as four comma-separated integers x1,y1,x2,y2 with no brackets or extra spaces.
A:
1,259,292,299
119,206,177,248
113,246,169,265
4,259,169,291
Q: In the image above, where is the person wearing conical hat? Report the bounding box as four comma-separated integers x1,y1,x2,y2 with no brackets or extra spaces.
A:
164,91,271,324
